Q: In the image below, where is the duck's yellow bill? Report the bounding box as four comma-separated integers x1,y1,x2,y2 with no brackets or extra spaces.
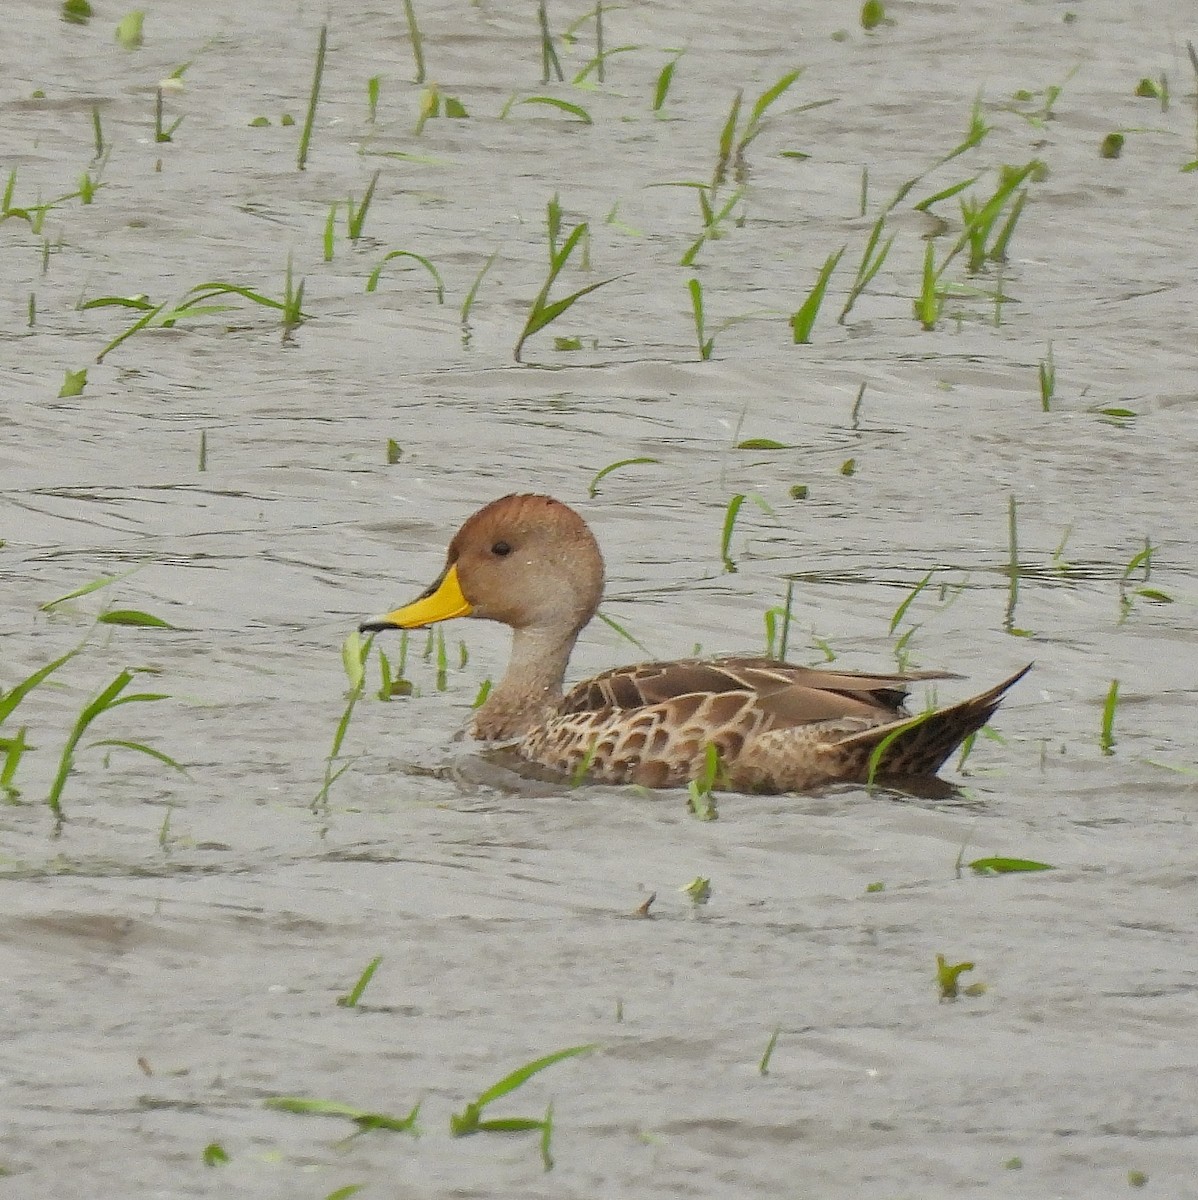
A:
360,563,472,631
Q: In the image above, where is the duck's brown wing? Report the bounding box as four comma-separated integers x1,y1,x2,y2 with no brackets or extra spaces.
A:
560,655,955,726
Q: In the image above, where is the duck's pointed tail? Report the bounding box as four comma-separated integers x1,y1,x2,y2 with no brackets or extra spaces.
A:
832,662,1033,781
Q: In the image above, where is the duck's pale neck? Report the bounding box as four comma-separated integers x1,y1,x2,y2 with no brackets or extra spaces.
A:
471,623,580,740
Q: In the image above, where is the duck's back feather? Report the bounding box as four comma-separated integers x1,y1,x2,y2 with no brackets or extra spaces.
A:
559,655,954,726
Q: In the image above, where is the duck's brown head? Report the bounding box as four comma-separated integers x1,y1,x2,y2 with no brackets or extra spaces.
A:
360,494,605,638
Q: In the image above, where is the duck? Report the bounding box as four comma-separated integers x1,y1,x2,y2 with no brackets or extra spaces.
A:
360,494,1030,793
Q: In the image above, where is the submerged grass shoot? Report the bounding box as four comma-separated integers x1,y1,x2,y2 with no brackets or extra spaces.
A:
1003,494,1033,637
1038,343,1055,410
758,1027,780,1074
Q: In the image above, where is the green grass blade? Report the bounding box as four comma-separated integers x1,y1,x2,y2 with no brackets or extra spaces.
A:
472,1044,597,1110
790,245,845,343
460,249,498,324
968,857,1054,874
652,54,680,111
0,644,84,726
40,568,141,612
758,1026,780,1074
337,955,383,1007
865,709,936,790
366,250,445,300
713,89,742,186
46,670,171,819
97,609,175,628
515,270,617,360
595,611,653,657
402,0,425,83
518,96,592,124
1100,679,1119,755
913,173,980,212
88,738,189,774
540,1101,554,1170
720,493,746,572
95,299,168,362
888,569,934,633
587,456,661,497
297,24,327,170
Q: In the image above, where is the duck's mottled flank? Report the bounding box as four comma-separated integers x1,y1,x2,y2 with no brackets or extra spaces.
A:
361,494,1030,793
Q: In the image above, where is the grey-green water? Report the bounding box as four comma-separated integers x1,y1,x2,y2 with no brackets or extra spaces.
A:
2,1,1196,1195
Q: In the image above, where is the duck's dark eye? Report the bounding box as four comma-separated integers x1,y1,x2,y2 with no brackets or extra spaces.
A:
491,540,512,557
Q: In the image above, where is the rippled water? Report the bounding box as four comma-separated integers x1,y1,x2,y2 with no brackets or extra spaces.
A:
3,0,1196,1195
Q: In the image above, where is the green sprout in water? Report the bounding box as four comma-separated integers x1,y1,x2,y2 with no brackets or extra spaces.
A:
537,0,564,83
1004,494,1034,638
115,10,144,49
1117,539,1170,619
314,632,373,808
366,249,444,301
0,642,85,800
415,84,469,134
402,0,426,83
58,368,87,398
1038,342,1055,410
861,0,887,30
838,216,893,324
688,277,714,359
296,24,327,170
266,1094,420,1136
968,857,1054,874
513,208,616,362
1100,132,1125,159
337,956,383,1007
345,171,380,241
936,953,980,1000
587,456,660,498
686,744,722,820
450,1044,595,1172
758,1027,780,1074
154,87,183,143
1100,679,1119,756
652,51,683,113
763,579,795,661
790,246,845,343
47,668,185,824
